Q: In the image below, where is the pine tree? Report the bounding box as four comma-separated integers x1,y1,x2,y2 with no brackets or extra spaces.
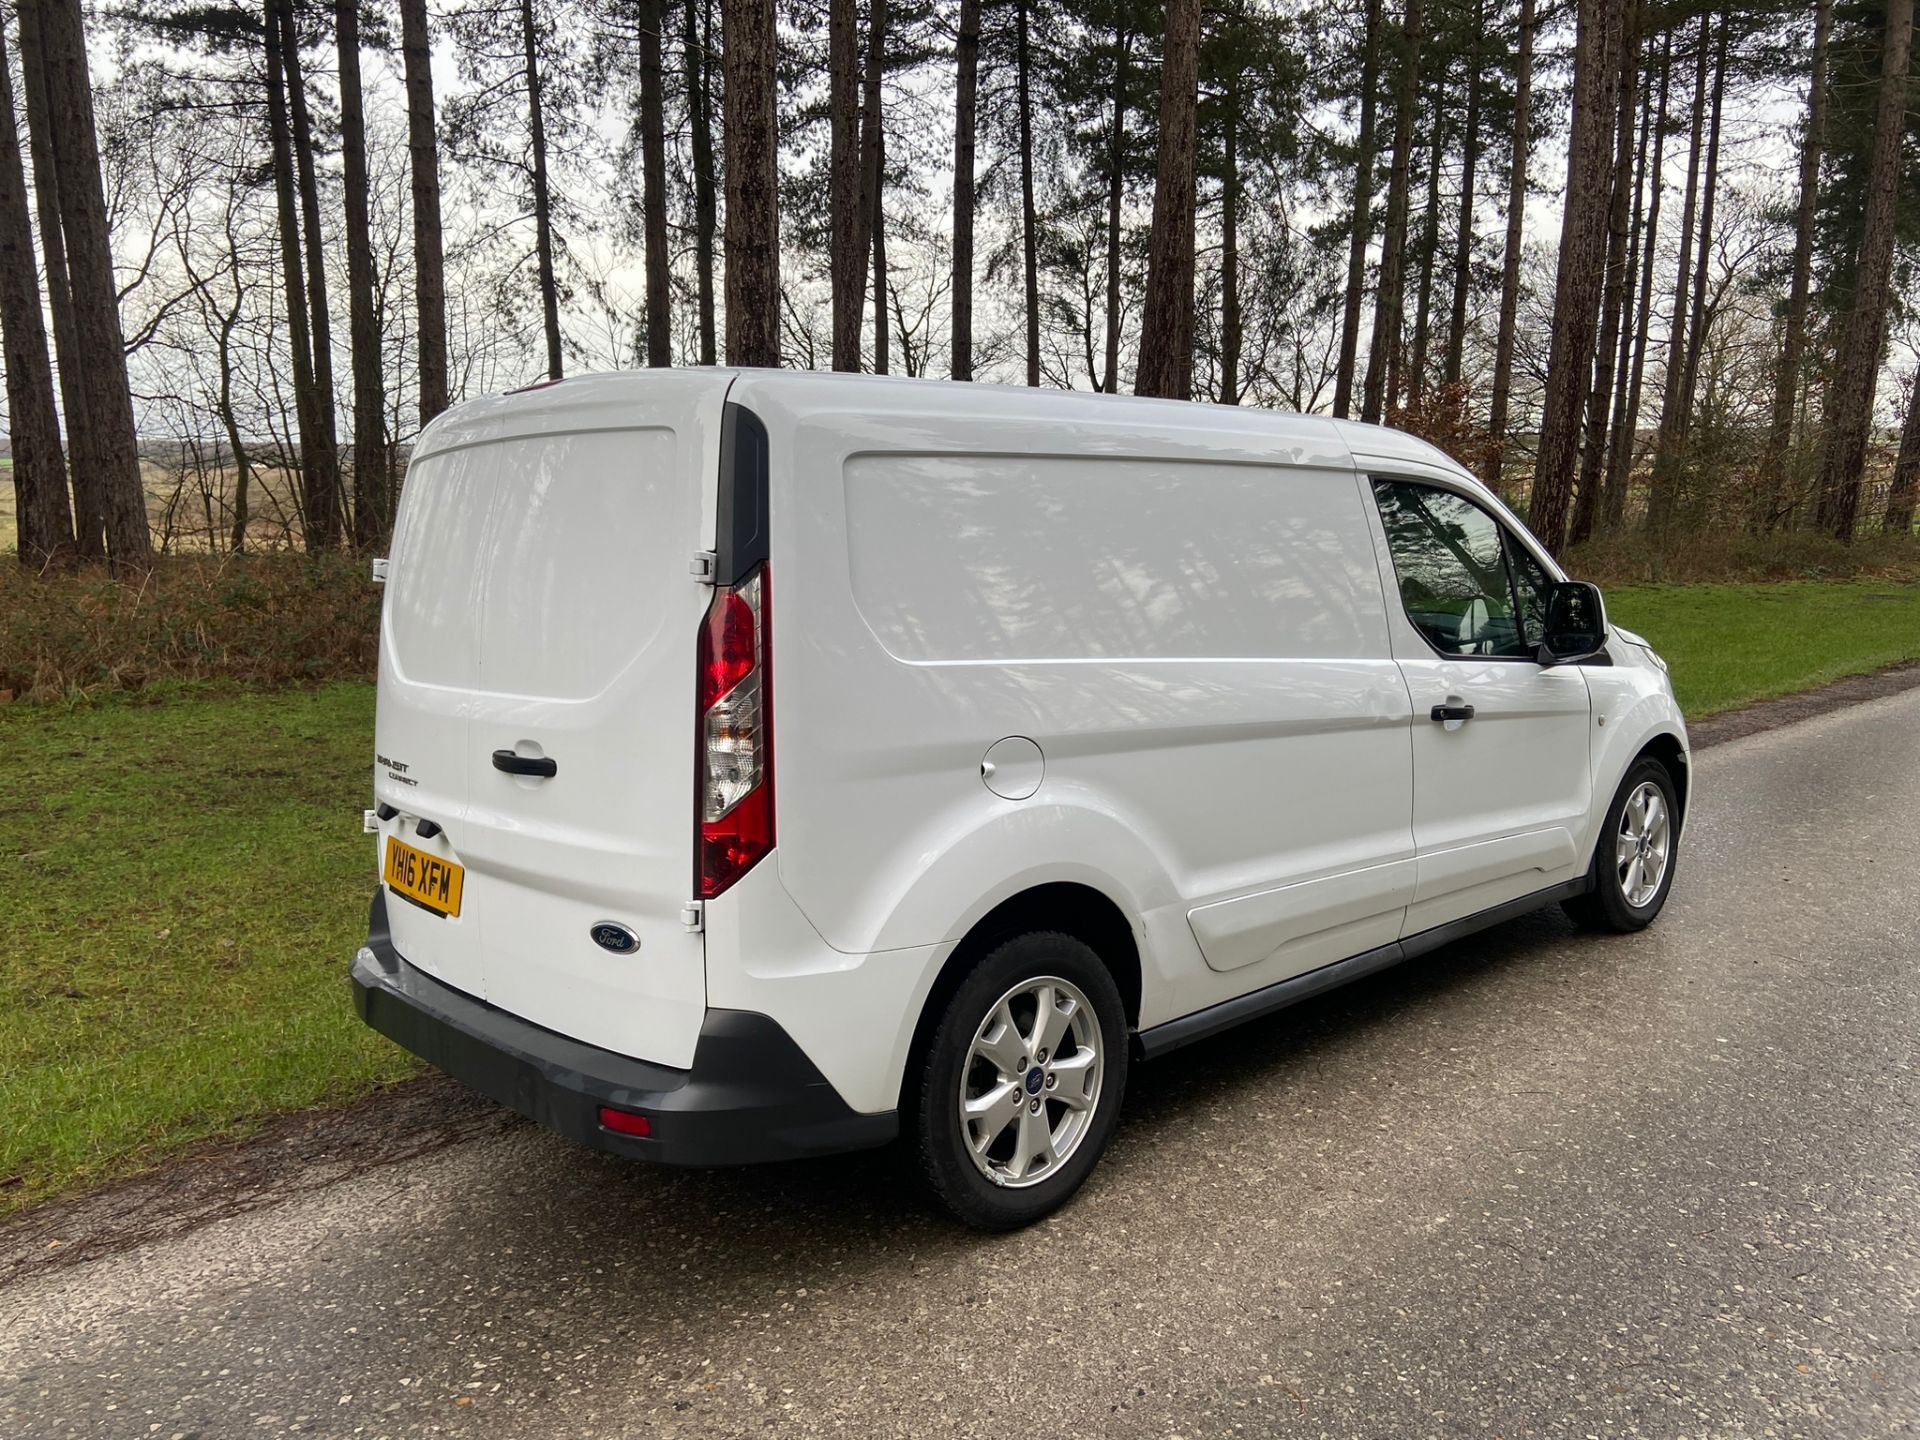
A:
1483,0,1534,490
0,10,74,567
1817,0,1914,539
400,0,451,424
1759,0,1832,522
723,0,780,364
338,0,390,546
1136,0,1203,399
951,0,981,379
29,0,152,569
1526,0,1625,554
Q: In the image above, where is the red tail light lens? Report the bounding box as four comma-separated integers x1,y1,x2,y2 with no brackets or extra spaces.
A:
696,566,772,899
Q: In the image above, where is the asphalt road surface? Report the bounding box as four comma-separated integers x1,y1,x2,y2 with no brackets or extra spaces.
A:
5,688,1919,1439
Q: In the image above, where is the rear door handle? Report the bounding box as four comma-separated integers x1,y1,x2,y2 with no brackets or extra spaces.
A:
1429,703,1475,723
492,750,557,778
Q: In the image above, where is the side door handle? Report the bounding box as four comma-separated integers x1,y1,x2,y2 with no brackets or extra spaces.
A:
492,749,558,778
1429,703,1476,724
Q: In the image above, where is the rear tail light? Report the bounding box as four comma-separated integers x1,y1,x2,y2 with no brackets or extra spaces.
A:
696,566,773,898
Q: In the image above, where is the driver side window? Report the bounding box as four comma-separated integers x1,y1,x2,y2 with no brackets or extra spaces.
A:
1371,479,1535,660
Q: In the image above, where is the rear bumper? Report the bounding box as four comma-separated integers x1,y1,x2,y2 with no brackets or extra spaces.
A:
350,890,898,1167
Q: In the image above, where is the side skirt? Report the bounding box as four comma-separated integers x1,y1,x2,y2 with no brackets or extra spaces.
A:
1134,876,1593,1061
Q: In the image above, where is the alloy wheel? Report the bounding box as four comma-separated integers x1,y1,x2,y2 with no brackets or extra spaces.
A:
1616,779,1671,908
957,976,1105,1188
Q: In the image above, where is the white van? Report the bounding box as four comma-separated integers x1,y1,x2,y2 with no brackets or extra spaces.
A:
352,369,1688,1229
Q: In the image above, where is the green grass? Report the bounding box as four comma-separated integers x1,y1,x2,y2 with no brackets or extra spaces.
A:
1604,580,1920,717
2,579,1917,1213
0,684,415,1213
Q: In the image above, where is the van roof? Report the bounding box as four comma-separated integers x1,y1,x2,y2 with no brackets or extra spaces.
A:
420,367,1470,483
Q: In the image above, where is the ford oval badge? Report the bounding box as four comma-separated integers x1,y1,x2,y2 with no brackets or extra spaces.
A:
590,921,640,955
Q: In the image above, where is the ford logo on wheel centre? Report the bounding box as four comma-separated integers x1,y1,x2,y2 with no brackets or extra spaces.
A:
589,922,641,954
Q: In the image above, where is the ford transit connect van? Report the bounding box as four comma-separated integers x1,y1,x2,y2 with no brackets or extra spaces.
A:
351,369,1688,1229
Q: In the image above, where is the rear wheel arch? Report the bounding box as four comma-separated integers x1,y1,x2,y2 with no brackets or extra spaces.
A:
897,882,1143,1112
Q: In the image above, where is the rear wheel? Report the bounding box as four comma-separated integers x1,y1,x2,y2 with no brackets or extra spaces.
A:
913,932,1128,1231
1564,757,1679,932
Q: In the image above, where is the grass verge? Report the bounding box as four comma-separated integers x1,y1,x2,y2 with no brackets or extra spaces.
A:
0,684,413,1214
2,580,1917,1214
1603,581,1920,717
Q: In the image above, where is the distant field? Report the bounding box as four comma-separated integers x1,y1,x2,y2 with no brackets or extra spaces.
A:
1,458,306,556
2,581,1918,1212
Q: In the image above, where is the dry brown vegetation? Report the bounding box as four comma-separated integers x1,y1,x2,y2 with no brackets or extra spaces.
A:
0,553,379,702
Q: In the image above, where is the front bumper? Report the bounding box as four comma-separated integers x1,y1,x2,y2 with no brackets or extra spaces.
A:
350,889,898,1166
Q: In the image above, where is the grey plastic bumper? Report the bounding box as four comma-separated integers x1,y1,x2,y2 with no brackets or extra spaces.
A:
350,889,898,1167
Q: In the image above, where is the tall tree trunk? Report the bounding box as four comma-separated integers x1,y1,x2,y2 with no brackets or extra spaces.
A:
639,0,671,366
399,0,450,426
865,0,890,374
1569,1,1639,547
15,0,90,556
1101,25,1130,394
1604,33,1666,529
1134,0,1202,400
1884,379,1920,533
831,0,863,370
338,0,389,548
215,287,253,553
1760,0,1831,520
521,0,564,379
33,0,150,569
1817,0,1913,540
1442,2,1483,388
1016,0,1040,385
1440,7,1483,389
1676,19,1728,432
264,0,330,553
951,0,979,380
871,164,889,373
1220,67,1242,404
280,0,343,547
1362,0,1422,425
722,0,781,364
0,14,73,568
1334,0,1383,419
1482,0,1534,490
1525,0,1623,555
686,0,718,365
1646,14,1710,531
1407,94,1445,409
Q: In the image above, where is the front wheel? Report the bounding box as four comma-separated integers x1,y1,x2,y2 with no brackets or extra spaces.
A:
913,932,1129,1231
1564,757,1679,932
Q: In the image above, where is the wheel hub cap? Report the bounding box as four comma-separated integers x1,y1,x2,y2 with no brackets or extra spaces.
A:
1615,780,1671,908
959,976,1105,1189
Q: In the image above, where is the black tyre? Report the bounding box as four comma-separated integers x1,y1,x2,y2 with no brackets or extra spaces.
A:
913,931,1129,1231
1563,756,1679,933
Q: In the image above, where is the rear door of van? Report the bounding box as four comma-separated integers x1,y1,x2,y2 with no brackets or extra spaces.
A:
374,371,731,1069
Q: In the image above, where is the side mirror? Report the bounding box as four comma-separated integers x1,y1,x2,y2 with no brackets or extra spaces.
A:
1536,581,1608,667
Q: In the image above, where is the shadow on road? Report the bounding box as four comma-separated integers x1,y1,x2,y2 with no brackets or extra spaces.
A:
389,903,1593,1296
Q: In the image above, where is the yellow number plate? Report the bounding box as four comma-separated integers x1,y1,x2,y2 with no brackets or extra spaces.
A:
384,836,465,917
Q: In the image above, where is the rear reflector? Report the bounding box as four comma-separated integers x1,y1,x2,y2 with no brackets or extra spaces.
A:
597,1105,652,1137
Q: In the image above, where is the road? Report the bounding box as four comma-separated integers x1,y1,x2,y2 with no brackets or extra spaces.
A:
5,688,1919,1439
